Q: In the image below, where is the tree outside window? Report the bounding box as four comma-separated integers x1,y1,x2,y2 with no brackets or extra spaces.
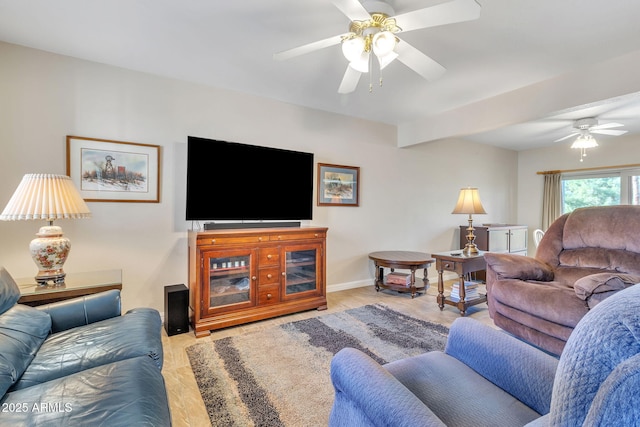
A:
561,169,640,214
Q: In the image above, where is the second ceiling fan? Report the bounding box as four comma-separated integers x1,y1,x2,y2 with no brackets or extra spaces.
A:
274,0,481,93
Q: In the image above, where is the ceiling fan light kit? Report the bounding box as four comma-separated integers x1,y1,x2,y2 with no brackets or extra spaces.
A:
274,0,482,94
554,117,628,162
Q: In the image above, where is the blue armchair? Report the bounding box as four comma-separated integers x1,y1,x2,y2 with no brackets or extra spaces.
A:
330,283,640,426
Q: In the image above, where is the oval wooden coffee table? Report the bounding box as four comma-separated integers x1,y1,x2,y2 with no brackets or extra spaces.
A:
368,251,435,298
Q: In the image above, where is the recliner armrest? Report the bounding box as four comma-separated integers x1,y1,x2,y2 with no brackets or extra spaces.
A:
484,252,554,281
36,289,122,333
330,347,446,427
446,318,558,415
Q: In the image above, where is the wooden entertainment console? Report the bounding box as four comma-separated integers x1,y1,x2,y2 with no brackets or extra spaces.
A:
188,227,328,337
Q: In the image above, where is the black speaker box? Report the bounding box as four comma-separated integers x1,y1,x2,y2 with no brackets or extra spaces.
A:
164,284,189,336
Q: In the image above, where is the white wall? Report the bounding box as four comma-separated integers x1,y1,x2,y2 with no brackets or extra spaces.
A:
0,42,518,312
517,133,640,255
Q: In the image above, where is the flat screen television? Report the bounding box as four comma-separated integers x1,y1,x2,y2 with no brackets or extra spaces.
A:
186,136,314,221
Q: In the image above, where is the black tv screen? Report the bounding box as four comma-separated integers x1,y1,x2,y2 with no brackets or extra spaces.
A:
186,137,314,221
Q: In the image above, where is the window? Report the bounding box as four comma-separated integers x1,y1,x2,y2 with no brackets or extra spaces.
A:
561,168,640,213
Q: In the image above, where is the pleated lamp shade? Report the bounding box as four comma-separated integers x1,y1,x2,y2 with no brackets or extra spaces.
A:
0,174,91,221
0,174,91,286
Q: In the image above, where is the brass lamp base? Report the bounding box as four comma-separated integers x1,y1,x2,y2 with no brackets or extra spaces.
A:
462,215,479,256
462,243,479,256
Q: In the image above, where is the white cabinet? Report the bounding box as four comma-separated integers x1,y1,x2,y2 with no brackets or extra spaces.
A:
460,224,528,255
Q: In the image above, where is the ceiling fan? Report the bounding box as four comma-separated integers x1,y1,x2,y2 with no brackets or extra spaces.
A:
273,0,481,94
554,117,628,161
554,117,628,142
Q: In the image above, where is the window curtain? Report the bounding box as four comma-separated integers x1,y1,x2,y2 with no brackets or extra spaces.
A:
541,172,562,230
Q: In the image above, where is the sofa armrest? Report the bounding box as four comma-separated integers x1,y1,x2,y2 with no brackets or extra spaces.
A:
445,318,558,415
484,252,554,281
330,348,446,427
36,289,121,333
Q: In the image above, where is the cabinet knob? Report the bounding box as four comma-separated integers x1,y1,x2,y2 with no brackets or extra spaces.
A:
277,236,282,240
267,274,273,279
315,233,318,237
282,272,286,276
267,293,272,299
258,237,262,242
211,239,216,244
444,263,451,268
252,276,257,280
267,254,272,259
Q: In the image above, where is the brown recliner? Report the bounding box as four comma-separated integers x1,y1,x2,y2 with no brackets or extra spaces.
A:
484,205,640,355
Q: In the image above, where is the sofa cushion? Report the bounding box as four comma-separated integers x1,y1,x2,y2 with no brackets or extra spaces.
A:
484,253,554,281
0,304,51,396
490,279,588,328
574,273,639,309
2,356,171,426
385,351,541,426
11,307,162,391
0,267,21,315
561,205,640,253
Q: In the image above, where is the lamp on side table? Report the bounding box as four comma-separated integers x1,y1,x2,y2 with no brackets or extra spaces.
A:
0,174,91,286
452,187,487,256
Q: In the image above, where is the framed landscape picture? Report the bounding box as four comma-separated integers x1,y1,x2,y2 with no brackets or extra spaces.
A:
66,136,160,202
317,163,360,206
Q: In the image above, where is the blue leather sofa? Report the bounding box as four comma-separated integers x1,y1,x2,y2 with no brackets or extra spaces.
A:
329,281,640,426
0,267,171,426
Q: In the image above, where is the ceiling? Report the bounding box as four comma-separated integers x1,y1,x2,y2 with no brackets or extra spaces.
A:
1,0,640,151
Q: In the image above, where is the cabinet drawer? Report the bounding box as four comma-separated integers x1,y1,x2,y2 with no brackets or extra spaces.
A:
270,231,325,241
198,235,270,246
259,248,280,266
440,260,459,271
258,285,280,305
259,268,281,285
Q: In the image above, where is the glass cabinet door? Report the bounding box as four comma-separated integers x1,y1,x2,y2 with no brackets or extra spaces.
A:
283,244,322,300
203,249,256,315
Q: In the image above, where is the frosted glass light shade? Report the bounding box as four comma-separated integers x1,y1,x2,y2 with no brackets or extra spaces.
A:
571,134,598,149
372,31,396,57
342,37,365,63
0,174,91,221
349,51,370,73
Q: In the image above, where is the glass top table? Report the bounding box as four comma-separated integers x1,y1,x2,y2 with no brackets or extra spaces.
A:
17,269,123,306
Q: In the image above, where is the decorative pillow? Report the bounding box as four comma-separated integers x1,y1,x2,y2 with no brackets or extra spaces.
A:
0,267,21,315
574,273,640,303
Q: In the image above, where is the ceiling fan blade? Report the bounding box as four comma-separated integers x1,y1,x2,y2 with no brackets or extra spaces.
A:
331,0,371,22
395,39,445,81
554,132,580,142
338,65,362,94
591,122,624,130
393,0,481,33
274,34,344,61
591,129,628,136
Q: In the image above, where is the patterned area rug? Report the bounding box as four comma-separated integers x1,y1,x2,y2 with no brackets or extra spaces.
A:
185,304,449,427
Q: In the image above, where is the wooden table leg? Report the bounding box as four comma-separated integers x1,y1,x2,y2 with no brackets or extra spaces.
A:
437,267,445,310
409,267,417,298
457,274,467,316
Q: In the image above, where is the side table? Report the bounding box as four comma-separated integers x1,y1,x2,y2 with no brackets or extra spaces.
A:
368,251,435,298
17,269,123,306
431,251,487,315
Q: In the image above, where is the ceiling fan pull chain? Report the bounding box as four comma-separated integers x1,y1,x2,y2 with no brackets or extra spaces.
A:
369,53,373,93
